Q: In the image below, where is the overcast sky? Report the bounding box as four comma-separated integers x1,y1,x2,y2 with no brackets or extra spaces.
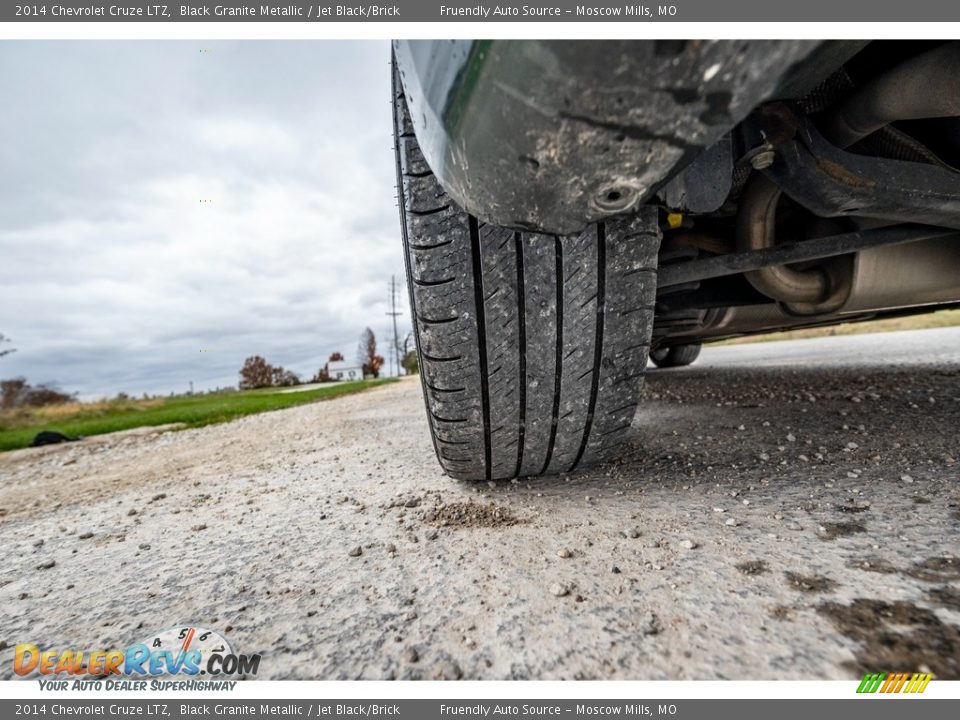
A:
0,41,409,398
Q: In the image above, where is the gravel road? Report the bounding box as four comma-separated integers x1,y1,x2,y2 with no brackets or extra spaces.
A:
2,329,958,681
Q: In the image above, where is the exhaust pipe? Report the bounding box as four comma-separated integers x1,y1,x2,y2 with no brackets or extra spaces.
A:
736,175,853,314
823,42,960,148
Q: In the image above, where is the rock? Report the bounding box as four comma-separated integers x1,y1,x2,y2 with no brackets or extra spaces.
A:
437,660,462,680
348,546,363,557
623,528,640,539
385,543,397,554
611,565,621,574
78,532,94,540
36,560,56,570
725,518,740,527
901,474,914,483
557,548,572,559
550,583,571,597
681,539,698,550
127,508,138,516
642,611,663,635
404,647,420,663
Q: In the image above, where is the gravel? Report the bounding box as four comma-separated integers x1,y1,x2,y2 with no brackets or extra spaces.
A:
1,330,959,680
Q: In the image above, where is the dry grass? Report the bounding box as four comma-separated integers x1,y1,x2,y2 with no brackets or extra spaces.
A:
1,397,165,428
715,308,960,346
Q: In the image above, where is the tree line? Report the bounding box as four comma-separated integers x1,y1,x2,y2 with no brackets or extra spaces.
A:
238,326,404,390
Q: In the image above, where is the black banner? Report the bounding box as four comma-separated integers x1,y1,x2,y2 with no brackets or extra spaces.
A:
5,0,960,22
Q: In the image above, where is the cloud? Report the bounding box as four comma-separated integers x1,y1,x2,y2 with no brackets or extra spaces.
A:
0,41,410,398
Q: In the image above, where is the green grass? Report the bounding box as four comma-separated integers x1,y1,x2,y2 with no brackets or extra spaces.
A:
0,379,396,453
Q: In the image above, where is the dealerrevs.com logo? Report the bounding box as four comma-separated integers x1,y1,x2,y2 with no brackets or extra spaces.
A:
14,626,261,690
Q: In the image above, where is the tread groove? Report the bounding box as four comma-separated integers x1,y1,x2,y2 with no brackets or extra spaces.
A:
417,314,459,325
514,232,527,479
540,236,564,476
422,352,463,363
413,276,456,288
409,239,453,250
426,383,466,394
570,223,606,472
409,204,451,217
470,215,492,482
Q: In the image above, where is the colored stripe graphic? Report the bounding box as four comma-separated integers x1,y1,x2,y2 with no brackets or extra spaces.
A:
857,672,885,693
858,672,932,693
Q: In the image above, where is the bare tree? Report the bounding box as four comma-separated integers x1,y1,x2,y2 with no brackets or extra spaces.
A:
239,356,274,389
358,327,385,379
271,366,301,387
0,333,14,359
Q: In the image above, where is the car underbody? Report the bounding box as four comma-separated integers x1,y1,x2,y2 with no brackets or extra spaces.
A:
396,39,960,352
393,39,960,480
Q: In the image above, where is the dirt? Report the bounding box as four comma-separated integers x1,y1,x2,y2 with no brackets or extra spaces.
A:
1,333,959,680
736,560,769,576
817,599,960,678
422,501,522,528
927,586,960,611
785,572,837,594
906,556,960,582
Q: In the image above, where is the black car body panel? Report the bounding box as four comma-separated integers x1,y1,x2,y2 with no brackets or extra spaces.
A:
393,40,860,235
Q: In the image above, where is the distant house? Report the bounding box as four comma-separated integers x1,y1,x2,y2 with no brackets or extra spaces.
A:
327,360,364,382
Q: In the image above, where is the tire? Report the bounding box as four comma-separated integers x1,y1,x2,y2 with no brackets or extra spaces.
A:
393,64,661,480
649,343,702,368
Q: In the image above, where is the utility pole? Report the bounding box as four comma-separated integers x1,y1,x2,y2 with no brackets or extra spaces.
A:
386,275,403,376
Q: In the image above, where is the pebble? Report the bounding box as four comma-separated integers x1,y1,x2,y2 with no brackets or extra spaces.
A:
725,518,740,527
901,474,914,483
404,647,420,663
611,565,621,574
78,532,94,540
681,539,698,550
557,548,572,559
36,560,56,570
550,583,571,597
437,660,462,680
348,546,363,557
624,528,640,539
642,611,662,635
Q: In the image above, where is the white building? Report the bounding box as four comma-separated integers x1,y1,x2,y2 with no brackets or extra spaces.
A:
327,360,364,382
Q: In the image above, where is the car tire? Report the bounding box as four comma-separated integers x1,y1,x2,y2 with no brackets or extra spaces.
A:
649,343,702,368
393,63,661,480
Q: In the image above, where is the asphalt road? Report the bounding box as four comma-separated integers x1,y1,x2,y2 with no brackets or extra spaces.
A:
1,329,958,680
